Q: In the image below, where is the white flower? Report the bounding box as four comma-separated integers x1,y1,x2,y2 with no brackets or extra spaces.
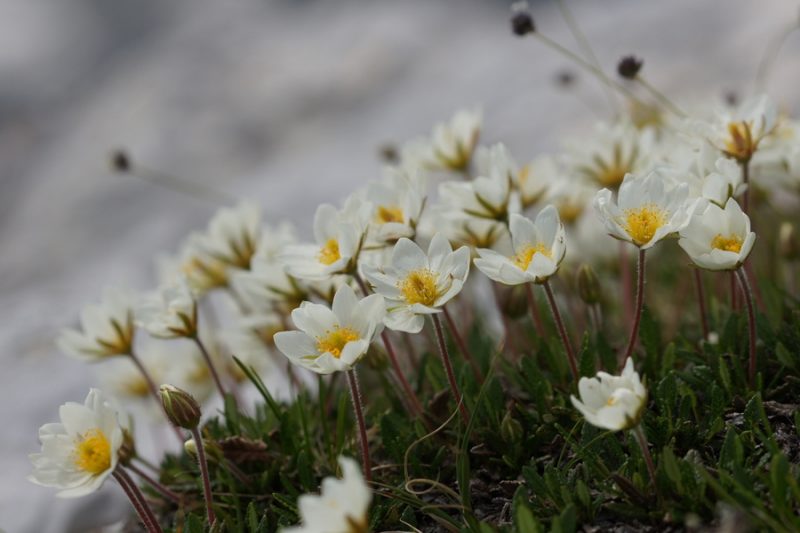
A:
158,233,229,294
689,94,777,163
282,456,371,533
195,201,261,271
29,389,124,498
570,358,647,431
564,120,655,190
280,199,371,281
223,313,282,383
438,162,521,224
57,288,135,361
402,109,481,172
678,198,755,271
363,166,427,245
474,206,565,285
362,233,470,333
593,167,691,249
136,277,198,338
273,285,385,374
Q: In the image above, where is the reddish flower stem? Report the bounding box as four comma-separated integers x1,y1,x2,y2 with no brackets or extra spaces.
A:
542,280,579,383
622,248,646,365
693,269,710,341
191,336,228,400
524,283,546,337
443,306,484,382
735,268,757,387
431,314,470,425
346,368,372,482
114,468,163,533
189,428,217,527
127,461,182,505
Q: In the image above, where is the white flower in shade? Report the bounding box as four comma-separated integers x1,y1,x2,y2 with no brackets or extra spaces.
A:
593,168,691,249
282,456,371,533
273,285,385,374
136,277,198,338
678,198,755,271
516,155,557,210
402,109,481,172
195,202,261,272
362,233,470,333
158,233,229,295
94,353,165,412
57,288,135,361
364,166,427,245
29,389,124,498
438,164,521,225
280,199,371,281
474,206,565,285
223,313,283,383
689,94,777,163
564,120,655,190
570,358,647,431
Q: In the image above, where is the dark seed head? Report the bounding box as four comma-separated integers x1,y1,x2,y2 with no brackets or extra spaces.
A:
110,150,131,172
617,56,643,79
511,11,535,37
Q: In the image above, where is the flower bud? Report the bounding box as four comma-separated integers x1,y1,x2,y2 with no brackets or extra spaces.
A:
184,438,197,457
510,2,535,36
576,264,602,305
160,384,202,430
500,411,524,443
617,55,643,79
779,222,799,260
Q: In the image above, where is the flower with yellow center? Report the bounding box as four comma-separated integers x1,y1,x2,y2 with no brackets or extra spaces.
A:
282,456,372,533
29,389,123,498
362,166,427,245
593,167,690,250
679,198,755,271
274,285,385,374
363,233,470,333
376,205,404,224
474,207,566,285
570,358,647,431
281,199,371,281
401,108,481,172
136,276,197,339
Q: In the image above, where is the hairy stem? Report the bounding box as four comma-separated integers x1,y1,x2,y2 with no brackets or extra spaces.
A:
432,314,470,425
443,306,484,382
736,268,758,387
114,468,163,533
189,428,217,527
622,248,646,364
524,283,546,337
347,368,372,482
633,425,658,493
127,462,182,505
542,281,579,383
693,269,710,341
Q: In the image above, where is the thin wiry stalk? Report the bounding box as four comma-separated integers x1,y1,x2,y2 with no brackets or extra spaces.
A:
347,368,372,482
114,468,163,533
542,280,579,383
622,248,646,364
431,314,470,425
190,428,217,527
735,268,757,387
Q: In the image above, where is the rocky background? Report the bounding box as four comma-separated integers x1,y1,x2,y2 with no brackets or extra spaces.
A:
0,0,797,531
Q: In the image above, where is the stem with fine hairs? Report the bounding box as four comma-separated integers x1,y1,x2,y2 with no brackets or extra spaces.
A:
741,160,751,214
693,269,710,341
189,428,217,527
524,283,546,337
633,425,658,495
346,368,372,481
113,468,163,533
622,248,646,365
541,280,579,383
620,241,634,325
735,268,758,387
443,306,484,382
431,314,470,425
191,335,228,399
126,462,182,504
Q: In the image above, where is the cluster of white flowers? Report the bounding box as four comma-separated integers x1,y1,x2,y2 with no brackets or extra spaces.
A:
31,81,800,530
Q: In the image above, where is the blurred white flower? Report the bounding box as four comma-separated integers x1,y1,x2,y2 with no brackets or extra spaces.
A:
474,206,565,285
29,389,123,498
593,167,690,249
282,456,371,533
564,120,655,190
402,108,481,172
689,94,777,163
195,202,261,272
570,358,647,431
274,285,385,374
223,312,283,383
57,288,135,361
363,233,470,333
363,166,427,245
281,198,371,281
678,198,755,271
438,160,520,225
136,277,198,339
158,233,229,295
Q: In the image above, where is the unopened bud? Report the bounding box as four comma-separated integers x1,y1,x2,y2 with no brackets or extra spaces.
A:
576,264,602,305
617,55,643,79
160,384,202,430
510,2,535,36
500,411,523,442
184,438,197,457
779,222,799,260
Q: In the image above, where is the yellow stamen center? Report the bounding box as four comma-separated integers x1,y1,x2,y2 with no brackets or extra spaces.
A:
318,238,341,266
512,243,552,270
623,204,667,246
711,234,743,253
123,377,151,398
375,205,404,224
74,429,112,475
606,396,617,406
316,326,360,358
398,269,438,306
724,121,755,162
597,165,629,189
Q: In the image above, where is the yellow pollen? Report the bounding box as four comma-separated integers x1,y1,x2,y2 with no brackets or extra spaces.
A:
316,326,360,358
398,269,438,306
512,243,552,270
711,234,743,253
606,396,617,406
623,204,667,246
724,121,755,162
318,239,341,266
375,205,404,224
74,429,112,475
122,377,151,398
